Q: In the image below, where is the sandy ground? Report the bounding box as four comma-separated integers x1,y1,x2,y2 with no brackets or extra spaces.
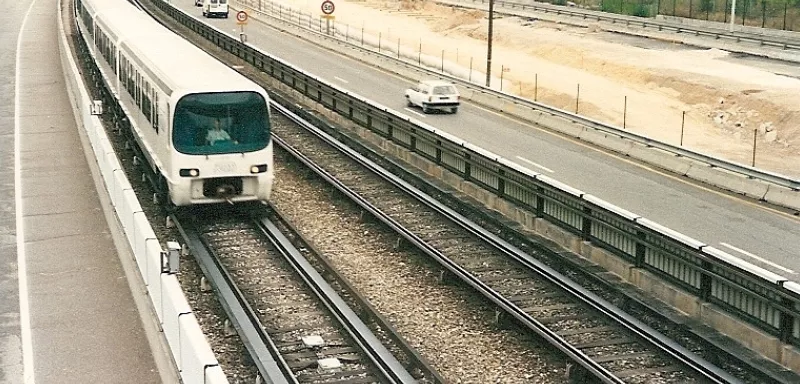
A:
261,0,800,178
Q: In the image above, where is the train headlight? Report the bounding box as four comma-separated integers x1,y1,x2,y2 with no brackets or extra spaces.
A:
250,164,268,174
180,168,200,177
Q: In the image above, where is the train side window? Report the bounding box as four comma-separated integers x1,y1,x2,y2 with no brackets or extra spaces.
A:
144,82,152,123
153,92,159,133
128,63,134,92
136,72,141,107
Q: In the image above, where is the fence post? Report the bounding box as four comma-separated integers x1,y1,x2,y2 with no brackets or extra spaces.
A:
534,73,538,101
635,230,646,267
378,32,381,52
397,38,400,58
742,0,747,25
784,2,788,30
752,128,758,166
500,65,504,91
497,169,505,198
689,0,693,18
623,96,627,129
469,57,473,82
575,83,580,114
724,0,729,23
700,260,712,300
779,297,793,343
680,111,686,145
441,50,445,72
582,206,592,241
762,0,767,28
464,153,472,181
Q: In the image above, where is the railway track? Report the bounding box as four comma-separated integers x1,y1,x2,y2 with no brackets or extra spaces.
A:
172,206,430,383
81,1,790,382
268,102,746,384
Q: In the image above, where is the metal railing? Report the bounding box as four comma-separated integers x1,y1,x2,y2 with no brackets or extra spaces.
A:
244,0,800,197
149,0,800,349
442,0,800,49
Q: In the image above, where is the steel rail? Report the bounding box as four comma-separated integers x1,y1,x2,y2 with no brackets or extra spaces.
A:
171,212,294,384
267,204,448,384
250,213,419,384
272,101,742,383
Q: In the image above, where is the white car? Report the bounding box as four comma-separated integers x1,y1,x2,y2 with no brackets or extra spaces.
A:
405,80,460,114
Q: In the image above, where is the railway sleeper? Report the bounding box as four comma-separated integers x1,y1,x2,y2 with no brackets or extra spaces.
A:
592,351,655,364
506,291,562,303
612,364,684,379
573,337,638,349
295,367,372,382
473,271,531,283
520,303,579,313
556,325,617,337
536,313,592,325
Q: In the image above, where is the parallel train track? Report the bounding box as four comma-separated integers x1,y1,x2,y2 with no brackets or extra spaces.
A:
172,206,431,383
268,102,746,384
77,0,788,382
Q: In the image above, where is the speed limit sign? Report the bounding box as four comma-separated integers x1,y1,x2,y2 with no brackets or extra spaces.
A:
236,10,248,24
320,0,335,15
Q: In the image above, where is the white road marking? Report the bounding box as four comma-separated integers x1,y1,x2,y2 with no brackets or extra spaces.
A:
333,76,349,84
515,156,554,173
16,0,41,382
719,242,796,274
403,108,426,118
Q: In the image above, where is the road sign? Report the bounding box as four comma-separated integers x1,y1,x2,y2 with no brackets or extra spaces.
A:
320,14,335,20
321,0,335,15
236,10,248,24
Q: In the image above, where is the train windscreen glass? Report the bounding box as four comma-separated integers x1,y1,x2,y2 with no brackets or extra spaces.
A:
172,92,270,155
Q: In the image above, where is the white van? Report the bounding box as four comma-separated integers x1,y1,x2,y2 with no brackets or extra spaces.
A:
201,0,228,18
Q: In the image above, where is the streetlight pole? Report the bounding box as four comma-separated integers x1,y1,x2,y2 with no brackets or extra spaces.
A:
485,0,495,88
730,0,736,32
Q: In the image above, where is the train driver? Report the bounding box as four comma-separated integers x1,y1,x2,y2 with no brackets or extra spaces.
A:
206,118,232,145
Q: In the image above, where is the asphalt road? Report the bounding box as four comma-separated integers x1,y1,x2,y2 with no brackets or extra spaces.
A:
179,3,800,280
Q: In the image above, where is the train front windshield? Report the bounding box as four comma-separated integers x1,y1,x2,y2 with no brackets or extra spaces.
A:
173,92,270,155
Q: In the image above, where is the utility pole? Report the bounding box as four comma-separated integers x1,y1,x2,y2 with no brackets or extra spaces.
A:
485,0,495,87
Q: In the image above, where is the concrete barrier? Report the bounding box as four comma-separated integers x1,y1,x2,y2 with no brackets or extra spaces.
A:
685,163,771,200
57,2,227,382
235,1,800,214
763,184,800,212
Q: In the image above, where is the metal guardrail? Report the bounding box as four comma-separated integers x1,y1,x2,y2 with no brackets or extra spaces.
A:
274,99,740,383
148,0,800,352
439,1,800,191
443,0,800,50
245,0,800,195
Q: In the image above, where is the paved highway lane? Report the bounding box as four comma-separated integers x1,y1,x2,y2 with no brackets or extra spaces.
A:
181,4,800,278
1,0,34,382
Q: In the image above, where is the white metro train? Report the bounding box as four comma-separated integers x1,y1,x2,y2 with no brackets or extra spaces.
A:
75,0,273,206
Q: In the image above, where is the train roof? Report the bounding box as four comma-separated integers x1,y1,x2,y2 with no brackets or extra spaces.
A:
88,0,262,96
